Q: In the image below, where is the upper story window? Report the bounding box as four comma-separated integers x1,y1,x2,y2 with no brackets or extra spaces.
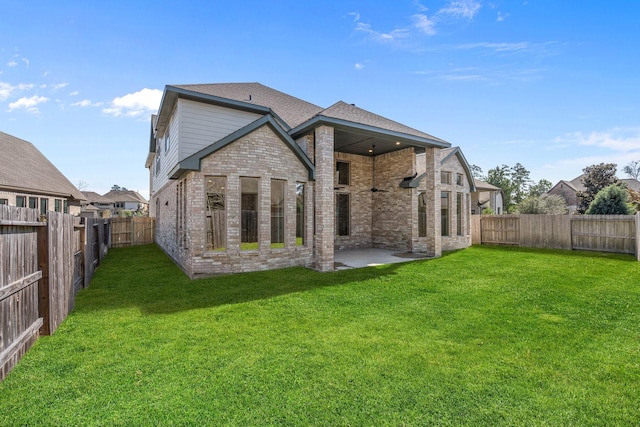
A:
336,161,350,186
441,171,451,185
165,126,170,152
16,195,26,208
456,173,464,186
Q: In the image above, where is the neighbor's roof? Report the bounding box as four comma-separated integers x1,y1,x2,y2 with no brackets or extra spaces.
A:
621,179,640,192
81,191,114,204
103,190,148,204
473,179,502,192
0,131,86,201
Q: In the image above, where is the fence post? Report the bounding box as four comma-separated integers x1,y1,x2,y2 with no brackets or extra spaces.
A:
36,216,50,336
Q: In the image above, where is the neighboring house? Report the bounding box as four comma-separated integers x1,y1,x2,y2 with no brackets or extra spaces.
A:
471,179,504,214
80,191,116,218
0,131,86,215
548,175,640,213
103,190,149,216
146,82,474,277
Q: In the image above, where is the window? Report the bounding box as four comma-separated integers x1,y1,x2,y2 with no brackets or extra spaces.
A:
456,193,463,236
336,161,350,186
418,192,427,237
241,177,259,250
206,176,226,251
177,179,187,248
64,200,69,214
441,171,451,185
456,173,464,186
16,196,26,207
336,193,350,236
155,155,161,177
40,198,48,214
271,180,285,248
0,199,7,205
165,127,170,152
441,191,450,236
296,183,305,246
29,197,38,209
54,199,62,212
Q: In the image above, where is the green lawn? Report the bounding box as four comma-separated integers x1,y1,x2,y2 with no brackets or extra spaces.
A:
1,245,639,426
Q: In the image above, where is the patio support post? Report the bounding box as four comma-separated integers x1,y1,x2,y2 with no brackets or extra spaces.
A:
424,147,442,257
314,125,335,271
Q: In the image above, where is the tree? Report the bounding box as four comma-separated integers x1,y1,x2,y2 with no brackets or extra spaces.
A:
585,184,632,215
470,164,484,179
486,163,533,212
622,160,640,180
528,179,553,198
576,163,619,214
510,163,531,206
111,185,121,191
516,194,567,215
77,180,89,191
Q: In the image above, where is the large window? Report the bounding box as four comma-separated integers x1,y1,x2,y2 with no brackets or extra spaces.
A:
16,196,26,208
206,176,226,251
271,180,285,248
456,193,463,236
441,191,450,236
336,161,350,186
418,191,427,237
54,199,62,212
29,197,38,209
40,198,47,214
336,193,350,236
241,177,259,250
296,183,305,246
456,173,464,186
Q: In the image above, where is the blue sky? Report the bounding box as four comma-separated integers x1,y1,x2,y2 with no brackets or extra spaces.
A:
1,0,639,199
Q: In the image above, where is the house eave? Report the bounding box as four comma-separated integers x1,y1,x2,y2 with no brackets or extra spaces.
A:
289,116,451,150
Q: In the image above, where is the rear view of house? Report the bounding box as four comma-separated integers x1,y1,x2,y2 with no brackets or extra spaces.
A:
0,131,85,215
146,83,475,277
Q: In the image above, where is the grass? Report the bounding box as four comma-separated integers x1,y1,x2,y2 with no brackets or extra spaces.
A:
1,245,639,426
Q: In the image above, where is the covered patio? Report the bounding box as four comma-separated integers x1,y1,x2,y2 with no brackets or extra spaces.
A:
334,248,431,270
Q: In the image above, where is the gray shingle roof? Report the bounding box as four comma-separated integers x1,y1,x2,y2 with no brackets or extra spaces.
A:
81,191,114,204
318,101,448,144
0,131,86,201
172,83,324,129
103,190,148,204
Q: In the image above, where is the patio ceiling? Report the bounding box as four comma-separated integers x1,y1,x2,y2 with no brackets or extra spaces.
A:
334,128,423,156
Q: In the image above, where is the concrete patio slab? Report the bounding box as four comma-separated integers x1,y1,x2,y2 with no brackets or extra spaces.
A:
334,248,431,270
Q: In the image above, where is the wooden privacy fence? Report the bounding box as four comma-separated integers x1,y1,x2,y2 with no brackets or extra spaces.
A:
471,213,640,260
0,207,110,382
111,217,154,248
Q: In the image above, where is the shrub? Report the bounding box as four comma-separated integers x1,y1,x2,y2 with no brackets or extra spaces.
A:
586,184,633,215
516,194,567,214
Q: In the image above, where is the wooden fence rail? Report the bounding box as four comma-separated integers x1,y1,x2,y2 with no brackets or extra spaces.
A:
471,213,640,260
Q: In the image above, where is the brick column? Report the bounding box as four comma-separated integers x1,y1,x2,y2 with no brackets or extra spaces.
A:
424,147,442,257
314,125,335,271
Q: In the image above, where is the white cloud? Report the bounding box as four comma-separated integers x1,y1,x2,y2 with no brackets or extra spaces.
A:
7,60,17,67
414,0,429,12
348,11,360,22
456,42,530,52
354,63,365,70
355,22,410,43
438,0,481,19
69,90,80,96
497,11,510,22
413,14,436,35
557,127,640,152
8,95,49,113
51,82,69,90
71,99,103,108
102,88,162,118
0,82,36,101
